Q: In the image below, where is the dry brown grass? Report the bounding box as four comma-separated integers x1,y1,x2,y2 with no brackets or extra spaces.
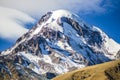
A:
53,60,120,80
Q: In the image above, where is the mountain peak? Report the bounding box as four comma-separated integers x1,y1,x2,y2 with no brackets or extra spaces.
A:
34,9,79,34
51,9,72,18
0,9,120,79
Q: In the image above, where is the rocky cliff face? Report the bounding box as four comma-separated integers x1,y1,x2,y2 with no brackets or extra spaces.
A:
0,10,120,79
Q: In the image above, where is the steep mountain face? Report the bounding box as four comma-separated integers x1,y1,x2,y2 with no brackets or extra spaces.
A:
0,10,120,79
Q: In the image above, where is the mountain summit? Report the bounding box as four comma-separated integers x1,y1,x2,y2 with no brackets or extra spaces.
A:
0,10,120,79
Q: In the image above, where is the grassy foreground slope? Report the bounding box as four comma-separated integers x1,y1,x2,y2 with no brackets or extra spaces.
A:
53,60,120,80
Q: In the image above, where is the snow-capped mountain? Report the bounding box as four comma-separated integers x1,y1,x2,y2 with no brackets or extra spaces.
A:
0,10,120,79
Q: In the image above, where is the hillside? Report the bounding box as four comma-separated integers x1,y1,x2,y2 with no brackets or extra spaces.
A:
53,60,120,80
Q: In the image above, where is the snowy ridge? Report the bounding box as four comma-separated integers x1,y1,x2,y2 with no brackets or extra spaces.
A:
1,9,120,79
33,10,72,34
92,26,120,58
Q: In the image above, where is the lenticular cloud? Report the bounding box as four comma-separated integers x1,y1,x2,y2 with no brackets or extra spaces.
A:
0,7,35,40
0,0,104,17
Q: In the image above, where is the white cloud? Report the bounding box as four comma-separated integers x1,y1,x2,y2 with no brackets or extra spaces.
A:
0,0,105,17
0,7,35,40
0,0,115,40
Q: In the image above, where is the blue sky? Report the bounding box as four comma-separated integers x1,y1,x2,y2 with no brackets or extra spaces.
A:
0,0,120,51
80,1,120,43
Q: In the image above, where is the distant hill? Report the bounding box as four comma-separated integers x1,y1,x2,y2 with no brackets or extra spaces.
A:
53,60,120,80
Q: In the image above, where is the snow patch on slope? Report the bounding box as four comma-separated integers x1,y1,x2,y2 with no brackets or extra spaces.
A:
105,38,120,54
93,26,120,55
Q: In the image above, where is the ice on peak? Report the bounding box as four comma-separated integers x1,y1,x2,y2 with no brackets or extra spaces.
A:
33,10,75,35
51,9,73,19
